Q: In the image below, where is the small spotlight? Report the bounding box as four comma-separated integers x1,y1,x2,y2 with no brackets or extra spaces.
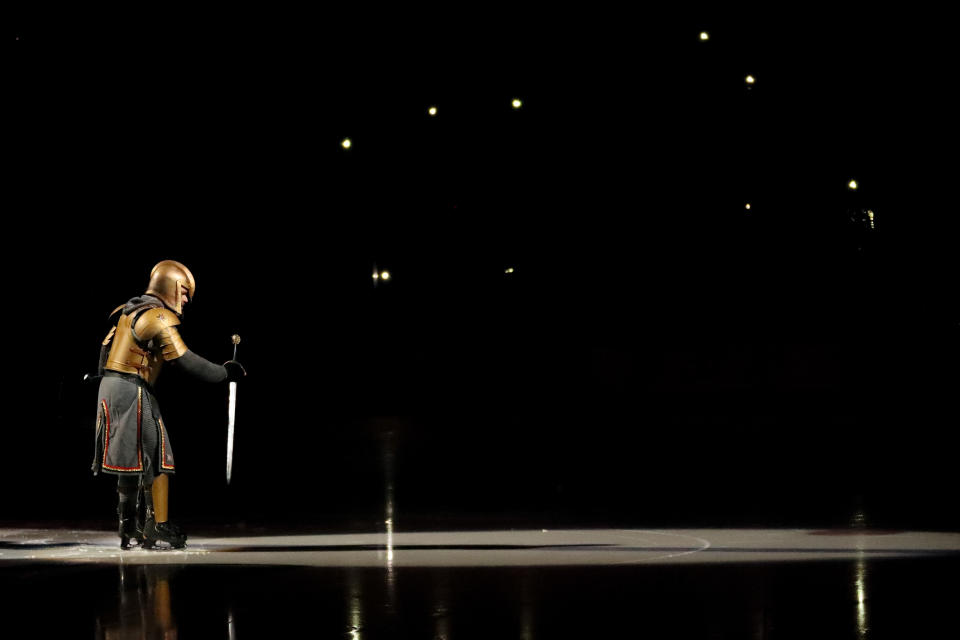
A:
381,271,391,281
512,98,523,109
428,106,437,116
505,267,515,274
745,75,755,84
372,272,379,280
700,32,710,41
341,138,352,149
848,180,858,190
745,203,751,210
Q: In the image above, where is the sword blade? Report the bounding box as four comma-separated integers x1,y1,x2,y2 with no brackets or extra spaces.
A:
227,381,237,484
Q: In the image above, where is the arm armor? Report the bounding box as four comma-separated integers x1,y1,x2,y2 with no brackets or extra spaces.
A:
170,350,228,383
132,308,226,381
132,308,188,361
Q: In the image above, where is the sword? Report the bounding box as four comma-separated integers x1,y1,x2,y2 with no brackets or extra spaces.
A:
226,334,241,485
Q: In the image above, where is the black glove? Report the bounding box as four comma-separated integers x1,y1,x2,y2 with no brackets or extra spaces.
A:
224,360,247,382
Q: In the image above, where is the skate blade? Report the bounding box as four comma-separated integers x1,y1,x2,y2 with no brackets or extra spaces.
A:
142,540,187,551
119,537,143,550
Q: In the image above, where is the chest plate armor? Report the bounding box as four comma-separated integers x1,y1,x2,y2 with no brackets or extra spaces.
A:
103,305,187,385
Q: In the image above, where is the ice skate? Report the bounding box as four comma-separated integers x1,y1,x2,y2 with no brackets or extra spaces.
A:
141,505,187,550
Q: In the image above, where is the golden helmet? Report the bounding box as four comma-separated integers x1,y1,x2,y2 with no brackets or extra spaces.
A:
146,260,196,315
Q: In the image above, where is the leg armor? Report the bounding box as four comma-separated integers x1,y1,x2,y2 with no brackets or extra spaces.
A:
141,475,187,550
116,476,142,549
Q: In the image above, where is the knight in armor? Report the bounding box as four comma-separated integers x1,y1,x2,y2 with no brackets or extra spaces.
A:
93,260,245,549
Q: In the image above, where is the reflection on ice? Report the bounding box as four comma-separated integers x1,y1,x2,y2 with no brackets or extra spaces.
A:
3,536,957,639
856,554,868,639
520,572,535,640
347,570,363,639
95,565,178,639
433,572,451,640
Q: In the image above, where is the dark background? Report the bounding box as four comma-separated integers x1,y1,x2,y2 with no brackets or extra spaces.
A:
6,8,956,531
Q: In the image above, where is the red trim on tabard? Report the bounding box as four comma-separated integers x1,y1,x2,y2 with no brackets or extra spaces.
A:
100,391,145,473
136,387,143,468
159,417,174,470
100,400,110,467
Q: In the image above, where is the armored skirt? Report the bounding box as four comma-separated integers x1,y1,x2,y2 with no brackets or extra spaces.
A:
93,375,175,481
